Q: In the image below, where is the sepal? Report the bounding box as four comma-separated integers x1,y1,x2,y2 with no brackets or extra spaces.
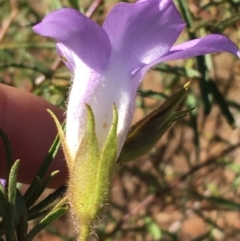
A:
50,105,118,241
68,104,100,224
117,82,191,164
47,110,74,171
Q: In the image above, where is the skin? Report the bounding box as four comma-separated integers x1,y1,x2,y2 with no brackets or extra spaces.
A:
0,84,67,188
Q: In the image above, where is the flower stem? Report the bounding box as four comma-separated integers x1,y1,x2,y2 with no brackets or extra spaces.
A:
78,222,90,241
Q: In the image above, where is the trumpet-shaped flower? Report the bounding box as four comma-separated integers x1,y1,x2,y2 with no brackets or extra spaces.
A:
33,0,240,160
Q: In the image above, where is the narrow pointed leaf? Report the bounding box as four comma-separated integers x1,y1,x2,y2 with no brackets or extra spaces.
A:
138,89,168,101
198,56,211,115
117,84,190,163
167,107,195,122
0,184,7,235
15,190,28,240
193,192,240,211
209,79,235,128
227,100,240,111
23,176,42,209
0,129,14,174
212,14,240,33
35,120,64,180
186,93,199,161
38,171,60,197
0,183,6,215
178,0,211,115
8,159,20,204
25,207,68,241
22,119,63,210
28,185,66,220
6,159,20,241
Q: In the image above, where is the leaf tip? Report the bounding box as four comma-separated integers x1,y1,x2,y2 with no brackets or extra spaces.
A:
184,81,191,90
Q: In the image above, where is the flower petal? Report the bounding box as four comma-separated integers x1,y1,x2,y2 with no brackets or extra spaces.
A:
56,43,75,72
66,57,100,158
103,0,185,73
88,66,136,157
33,8,111,72
158,34,240,63
66,60,136,158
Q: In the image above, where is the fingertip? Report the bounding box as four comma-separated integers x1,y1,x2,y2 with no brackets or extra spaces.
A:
0,84,67,188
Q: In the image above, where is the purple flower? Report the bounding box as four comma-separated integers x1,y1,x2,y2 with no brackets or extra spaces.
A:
33,0,239,159
0,179,6,188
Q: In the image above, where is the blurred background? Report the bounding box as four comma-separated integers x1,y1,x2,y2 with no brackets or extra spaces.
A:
1,0,240,240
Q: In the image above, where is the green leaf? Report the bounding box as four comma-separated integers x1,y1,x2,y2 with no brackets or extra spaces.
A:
197,56,211,115
23,139,62,210
233,176,240,192
23,120,64,209
227,100,240,111
117,84,190,163
193,192,240,211
0,129,14,175
148,222,162,240
28,185,67,220
36,122,64,181
138,89,168,101
186,93,200,161
178,0,211,115
168,107,195,122
68,0,79,9
0,182,6,214
178,0,194,29
15,190,28,240
206,196,240,210
23,176,42,209
212,14,240,33
0,183,7,235
226,162,240,174
25,207,68,241
145,217,162,240
8,159,20,205
209,79,235,128
155,64,200,78
6,160,20,241
0,42,55,50
38,171,60,196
